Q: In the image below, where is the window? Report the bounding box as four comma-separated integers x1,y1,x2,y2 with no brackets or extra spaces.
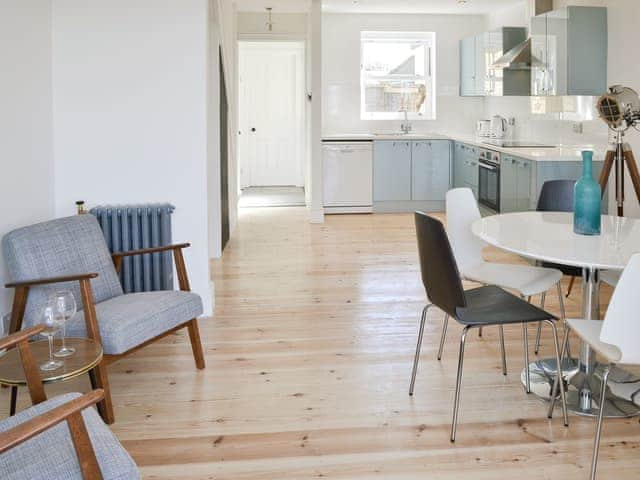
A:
360,31,436,120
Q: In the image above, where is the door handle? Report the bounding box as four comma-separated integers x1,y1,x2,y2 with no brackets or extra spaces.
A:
251,127,256,132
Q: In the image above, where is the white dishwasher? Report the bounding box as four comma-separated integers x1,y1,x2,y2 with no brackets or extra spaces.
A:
323,141,373,213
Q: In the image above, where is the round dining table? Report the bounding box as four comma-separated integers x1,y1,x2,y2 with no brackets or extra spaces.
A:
472,211,640,419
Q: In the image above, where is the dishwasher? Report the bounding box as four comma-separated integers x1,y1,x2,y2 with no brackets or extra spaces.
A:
322,141,373,213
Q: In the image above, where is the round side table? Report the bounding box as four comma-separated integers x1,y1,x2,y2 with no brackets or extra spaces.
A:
0,337,102,414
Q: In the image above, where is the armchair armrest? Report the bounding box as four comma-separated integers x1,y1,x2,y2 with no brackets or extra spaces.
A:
0,389,104,454
111,242,190,258
0,324,45,350
5,272,98,289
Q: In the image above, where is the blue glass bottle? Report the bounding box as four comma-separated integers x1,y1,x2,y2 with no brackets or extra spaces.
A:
573,150,601,235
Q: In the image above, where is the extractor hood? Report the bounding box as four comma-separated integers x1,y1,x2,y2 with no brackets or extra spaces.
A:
491,0,550,70
492,38,543,70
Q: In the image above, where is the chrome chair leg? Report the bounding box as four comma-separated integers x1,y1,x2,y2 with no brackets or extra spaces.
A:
548,324,570,419
437,314,449,361
534,292,547,355
522,323,531,393
499,325,507,376
409,304,431,396
451,326,470,443
545,319,568,426
556,281,572,358
591,365,612,480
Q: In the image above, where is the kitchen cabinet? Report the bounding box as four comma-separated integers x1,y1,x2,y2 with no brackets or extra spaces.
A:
373,140,412,202
501,155,533,213
412,141,451,201
453,142,478,197
373,139,451,211
531,6,607,96
460,27,527,97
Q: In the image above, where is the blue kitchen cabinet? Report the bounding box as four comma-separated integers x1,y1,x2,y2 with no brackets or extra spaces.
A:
459,36,477,97
500,155,531,213
453,142,478,198
412,140,451,201
373,140,412,201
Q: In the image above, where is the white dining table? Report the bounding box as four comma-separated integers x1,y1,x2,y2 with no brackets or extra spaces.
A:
472,211,640,418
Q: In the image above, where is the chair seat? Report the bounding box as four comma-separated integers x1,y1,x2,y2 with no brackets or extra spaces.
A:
456,285,557,326
463,261,562,297
0,393,139,480
566,319,622,363
66,290,203,354
601,270,621,287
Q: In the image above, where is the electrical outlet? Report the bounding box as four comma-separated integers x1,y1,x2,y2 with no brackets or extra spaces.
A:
572,122,584,134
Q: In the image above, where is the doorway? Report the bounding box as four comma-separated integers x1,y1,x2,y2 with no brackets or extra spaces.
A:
238,41,306,207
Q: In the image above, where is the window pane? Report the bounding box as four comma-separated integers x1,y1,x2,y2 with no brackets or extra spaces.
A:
360,32,435,119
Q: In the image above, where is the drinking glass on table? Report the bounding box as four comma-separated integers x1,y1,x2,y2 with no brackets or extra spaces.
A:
51,290,77,358
40,306,64,371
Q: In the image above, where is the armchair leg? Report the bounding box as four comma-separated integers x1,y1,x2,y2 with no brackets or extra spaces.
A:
9,386,17,416
187,318,206,370
89,363,114,424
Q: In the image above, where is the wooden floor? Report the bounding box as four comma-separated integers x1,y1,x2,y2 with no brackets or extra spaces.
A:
3,207,640,479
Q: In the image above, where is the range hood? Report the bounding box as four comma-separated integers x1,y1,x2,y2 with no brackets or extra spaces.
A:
491,0,550,70
492,38,543,70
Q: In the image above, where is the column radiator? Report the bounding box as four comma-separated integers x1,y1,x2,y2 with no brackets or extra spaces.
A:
89,204,175,293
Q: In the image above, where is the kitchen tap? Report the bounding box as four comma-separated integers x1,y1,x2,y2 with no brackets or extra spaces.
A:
400,109,412,134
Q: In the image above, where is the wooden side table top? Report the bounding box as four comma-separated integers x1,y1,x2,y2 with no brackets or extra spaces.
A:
0,337,103,386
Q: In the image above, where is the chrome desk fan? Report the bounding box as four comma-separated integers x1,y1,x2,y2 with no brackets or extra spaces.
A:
596,85,640,216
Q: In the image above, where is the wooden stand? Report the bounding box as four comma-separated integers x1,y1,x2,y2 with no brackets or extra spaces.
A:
598,142,640,216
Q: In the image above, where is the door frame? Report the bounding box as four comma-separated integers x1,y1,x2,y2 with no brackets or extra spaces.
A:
237,38,307,191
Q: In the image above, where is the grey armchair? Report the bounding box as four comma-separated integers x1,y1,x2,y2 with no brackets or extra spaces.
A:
2,214,206,423
0,325,140,480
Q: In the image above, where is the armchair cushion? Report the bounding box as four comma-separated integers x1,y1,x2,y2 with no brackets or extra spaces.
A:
66,290,203,354
2,215,123,328
0,393,139,480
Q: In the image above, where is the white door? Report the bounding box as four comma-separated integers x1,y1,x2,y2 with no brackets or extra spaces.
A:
239,42,305,188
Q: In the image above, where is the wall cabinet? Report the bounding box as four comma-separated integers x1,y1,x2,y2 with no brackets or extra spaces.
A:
531,6,607,96
373,140,451,211
460,27,527,97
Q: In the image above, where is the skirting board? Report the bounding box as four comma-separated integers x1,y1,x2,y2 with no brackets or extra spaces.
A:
324,206,373,214
373,201,445,213
309,208,325,223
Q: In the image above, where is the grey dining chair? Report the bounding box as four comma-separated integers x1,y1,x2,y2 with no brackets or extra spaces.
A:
409,212,568,442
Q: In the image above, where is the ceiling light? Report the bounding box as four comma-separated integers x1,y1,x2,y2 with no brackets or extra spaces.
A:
265,7,273,32
458,0,468,4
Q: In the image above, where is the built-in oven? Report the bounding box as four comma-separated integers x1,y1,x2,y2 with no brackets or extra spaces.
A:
477,148,501,212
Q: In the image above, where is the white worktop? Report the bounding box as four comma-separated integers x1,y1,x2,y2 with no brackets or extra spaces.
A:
322,132,608,163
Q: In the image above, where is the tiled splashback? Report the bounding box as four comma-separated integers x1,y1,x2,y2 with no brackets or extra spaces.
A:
484,96,611,147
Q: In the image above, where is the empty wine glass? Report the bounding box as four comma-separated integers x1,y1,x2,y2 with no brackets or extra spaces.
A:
51,290,77,358
40,306,64,371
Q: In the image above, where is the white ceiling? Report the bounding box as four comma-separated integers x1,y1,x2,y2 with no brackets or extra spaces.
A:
236,0,524,15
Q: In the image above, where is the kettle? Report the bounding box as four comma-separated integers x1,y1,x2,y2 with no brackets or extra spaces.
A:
490,115,507,139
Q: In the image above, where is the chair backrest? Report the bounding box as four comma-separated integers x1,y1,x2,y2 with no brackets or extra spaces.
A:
414,211,467,317
536,180,576,212
445,188,484,273
2,215,123,329
600,253,640,365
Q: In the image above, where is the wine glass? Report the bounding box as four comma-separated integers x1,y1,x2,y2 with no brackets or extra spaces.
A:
51,290,77,358
40,306,64,371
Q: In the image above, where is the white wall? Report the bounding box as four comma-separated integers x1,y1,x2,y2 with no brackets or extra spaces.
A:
52,0,214,314
0,0,55,325
322,13,485,136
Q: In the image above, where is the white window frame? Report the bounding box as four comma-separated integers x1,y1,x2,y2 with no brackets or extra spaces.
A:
360,31,436,121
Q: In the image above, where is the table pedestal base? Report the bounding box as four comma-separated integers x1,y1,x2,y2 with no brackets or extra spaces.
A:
521,358,640,418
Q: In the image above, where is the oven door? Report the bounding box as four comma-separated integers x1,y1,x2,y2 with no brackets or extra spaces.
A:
478,161,500,212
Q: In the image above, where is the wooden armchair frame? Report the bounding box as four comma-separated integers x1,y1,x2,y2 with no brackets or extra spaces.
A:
0,325,106,480
5,243,205,424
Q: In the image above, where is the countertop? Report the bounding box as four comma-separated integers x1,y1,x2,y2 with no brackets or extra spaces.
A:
322,132,609,163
